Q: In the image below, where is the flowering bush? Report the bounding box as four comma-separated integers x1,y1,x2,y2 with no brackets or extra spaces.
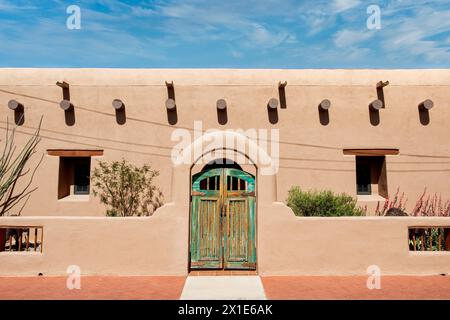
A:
376,188,450,217
375,188,407,216
411,189,450,217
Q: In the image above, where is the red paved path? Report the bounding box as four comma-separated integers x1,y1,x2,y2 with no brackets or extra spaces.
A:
261,276,450,300
0,276,186,300
1,276,450,300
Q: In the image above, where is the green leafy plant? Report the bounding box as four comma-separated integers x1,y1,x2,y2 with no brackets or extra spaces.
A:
91,160,164,217
286,186,365,217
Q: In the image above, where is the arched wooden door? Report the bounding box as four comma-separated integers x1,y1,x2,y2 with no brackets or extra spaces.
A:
190,168,256,270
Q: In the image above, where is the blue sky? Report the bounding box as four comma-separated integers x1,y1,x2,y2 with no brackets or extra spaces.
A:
0,0,449,68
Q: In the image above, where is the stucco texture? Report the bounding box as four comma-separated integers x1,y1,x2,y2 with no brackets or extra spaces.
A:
0,69,449,216
1,69,450,277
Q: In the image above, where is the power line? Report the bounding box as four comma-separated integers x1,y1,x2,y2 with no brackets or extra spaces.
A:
0,126,172,159
2,89,450,158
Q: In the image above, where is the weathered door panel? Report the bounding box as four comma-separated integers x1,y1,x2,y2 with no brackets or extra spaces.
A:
224,198,256,269
190,168,256,270
223,169,256,270
190,197,223,269
190,169,223,269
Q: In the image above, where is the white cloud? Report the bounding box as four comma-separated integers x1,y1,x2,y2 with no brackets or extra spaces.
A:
0,0,36,11
1,0,449,68
333,0,361,13
149,1,297,48
229,49,243,58
334,29,373,48
381,6,450,63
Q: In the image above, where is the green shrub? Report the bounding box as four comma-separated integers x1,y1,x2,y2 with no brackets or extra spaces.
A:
92,160,164,217
286,187,365,217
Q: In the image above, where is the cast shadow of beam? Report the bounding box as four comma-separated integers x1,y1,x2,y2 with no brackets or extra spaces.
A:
115,107,126,125
267,106,278,124
279,86,287,109
369,106,380,126
62,86,75,126
14,108,25,126
65,109,75,126
376,87,386,108
166,85,178,125
318,106,329,126
419,107,430,126
217,109,228,125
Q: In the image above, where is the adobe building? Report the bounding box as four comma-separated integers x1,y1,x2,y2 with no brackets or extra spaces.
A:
0,69,449,276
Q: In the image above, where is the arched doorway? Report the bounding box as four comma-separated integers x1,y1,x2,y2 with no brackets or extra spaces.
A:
189,160,256,270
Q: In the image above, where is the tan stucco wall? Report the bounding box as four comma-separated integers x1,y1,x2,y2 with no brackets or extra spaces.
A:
0,69,449,216
0,204,189,276
259,204,450,276
1,212,449,276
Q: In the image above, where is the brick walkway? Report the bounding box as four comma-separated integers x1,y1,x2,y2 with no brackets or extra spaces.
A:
1,275,450,300
261,276,450,300
0,276,186,300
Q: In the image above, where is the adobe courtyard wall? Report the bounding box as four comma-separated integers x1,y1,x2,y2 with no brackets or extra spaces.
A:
0,69,449,217
1,212,449,276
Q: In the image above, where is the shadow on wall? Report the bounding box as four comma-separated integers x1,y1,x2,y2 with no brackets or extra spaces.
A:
217,108,228,125
166,82,177,125
279,85,287,109
369,107,380,126
14,108,25,126
115,106,126,125
419,108,430,126
65,109,75,126
318,106,329,126
61,87,75,126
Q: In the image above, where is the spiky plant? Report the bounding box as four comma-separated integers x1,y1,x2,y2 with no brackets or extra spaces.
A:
375,187,408,216
0,119,42,216
412,189,450,217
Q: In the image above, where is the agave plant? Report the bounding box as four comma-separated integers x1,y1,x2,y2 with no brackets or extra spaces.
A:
0,119,42,216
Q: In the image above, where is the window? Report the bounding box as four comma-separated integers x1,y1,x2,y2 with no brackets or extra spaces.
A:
73,159,90,194
0,226,43,253
355,156,387,197
199,176,220,191
409,227,450,252
58,157,91,199
227,176,247,191
356,159,371,195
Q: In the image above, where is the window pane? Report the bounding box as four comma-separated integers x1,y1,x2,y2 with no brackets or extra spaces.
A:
239,179,246,191
74,160,90,195
199,178,207,190
208,176,217,190
232,177,238,190
356,160,371,195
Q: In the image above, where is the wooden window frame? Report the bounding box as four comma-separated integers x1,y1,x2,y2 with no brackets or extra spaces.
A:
343,149,399,156
47,149,103,157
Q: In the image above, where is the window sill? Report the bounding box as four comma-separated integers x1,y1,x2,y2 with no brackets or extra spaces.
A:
357,194,386,202
409,251,450,256
58,194,90,202
0,251,42,256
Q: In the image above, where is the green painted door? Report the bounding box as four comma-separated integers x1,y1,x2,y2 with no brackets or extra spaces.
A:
190,168,256,270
